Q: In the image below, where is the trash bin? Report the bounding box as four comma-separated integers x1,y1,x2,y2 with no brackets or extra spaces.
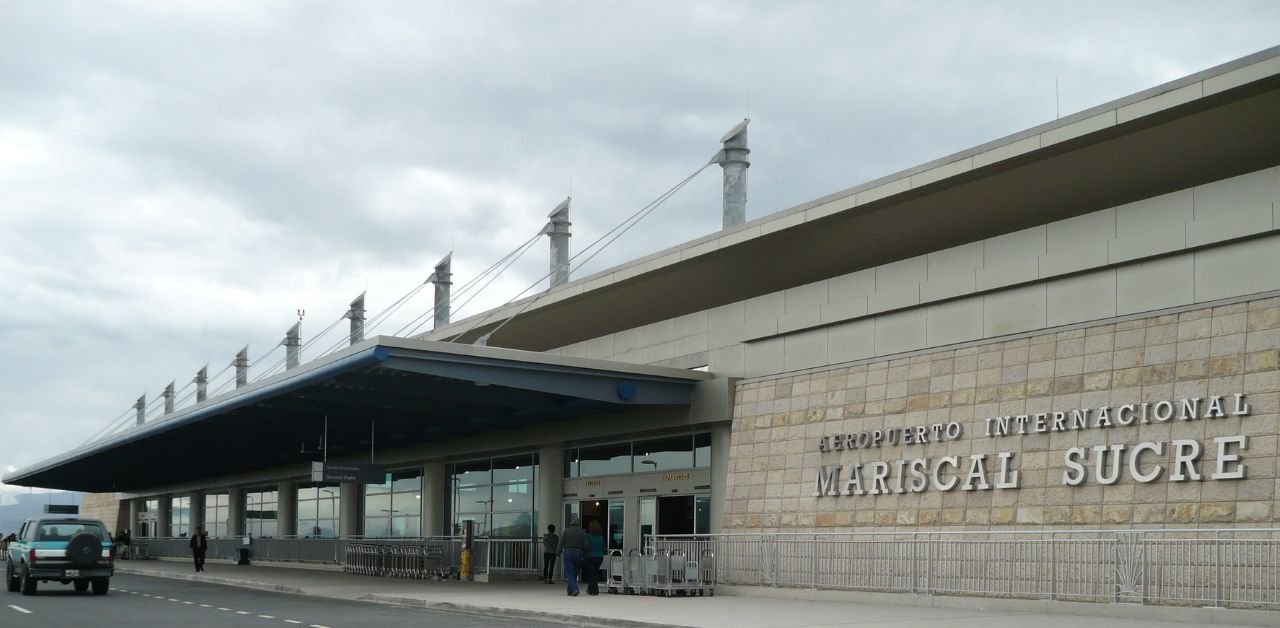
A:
236,548,251,565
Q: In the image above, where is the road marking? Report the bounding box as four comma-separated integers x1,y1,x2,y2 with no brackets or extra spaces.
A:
310,625,331,628
285,621,303,625
8,605,33,614
217,607,230,611
183,601,194,605
258,615,276,619
237,611,251,615
199,603,211,608
168,598,181,602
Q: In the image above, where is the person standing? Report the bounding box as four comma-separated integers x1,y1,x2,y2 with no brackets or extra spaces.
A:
559,518,587,596
584,520,606,596
541,524,560,584
189,526,208,572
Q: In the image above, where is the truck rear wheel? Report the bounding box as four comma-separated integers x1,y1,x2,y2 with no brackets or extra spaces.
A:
20,567,36,596
92,578,109,595
5,561,18,592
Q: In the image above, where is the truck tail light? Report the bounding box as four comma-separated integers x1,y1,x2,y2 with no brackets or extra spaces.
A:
28,549,36,565
108,545,116,564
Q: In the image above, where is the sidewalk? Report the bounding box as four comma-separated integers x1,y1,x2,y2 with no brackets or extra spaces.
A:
114,559,1276,628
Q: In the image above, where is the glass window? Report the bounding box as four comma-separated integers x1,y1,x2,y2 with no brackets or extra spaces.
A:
245,488,279,538
364,469,422,538
608,500,625,550
695,495,711,535
563,449,579,478
452,460,491,487
204,493,229,538
695,432,712,468
579,443,632,477
171,496,191,537
633,436,693,472
37,522,106,541
449,454,538,539
296,483,340,538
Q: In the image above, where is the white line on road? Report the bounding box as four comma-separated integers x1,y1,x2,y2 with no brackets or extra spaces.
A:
168,598,180,602
199,604,211,608
216,607,230,611
183,601,194,605
284,621,302,625
258,615,276,619
310,625,331,628
237,611,250,615
7,605,32,614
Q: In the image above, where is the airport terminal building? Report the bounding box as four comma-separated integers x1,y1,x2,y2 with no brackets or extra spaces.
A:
8,48,1280,589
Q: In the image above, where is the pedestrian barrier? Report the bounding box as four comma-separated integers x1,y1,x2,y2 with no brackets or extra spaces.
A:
652,529,1280,610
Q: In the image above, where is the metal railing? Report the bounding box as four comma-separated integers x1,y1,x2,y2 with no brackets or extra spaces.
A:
136,536,346,564
651,529,1280,610
137,535,539,576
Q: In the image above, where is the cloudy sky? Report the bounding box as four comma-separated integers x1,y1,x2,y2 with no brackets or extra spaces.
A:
1,0,1278,502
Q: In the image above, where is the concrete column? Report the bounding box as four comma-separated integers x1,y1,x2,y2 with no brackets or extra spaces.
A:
234,347,249,388
283,323,301,370
428,254,452,329
163,382,175,415
537,445,564,538
543,198,572,289
716,119,751,229
346,293,366,346
135,395,146,426
277,482,298,537
421,463,447,537
127,499,140,536
189,490,205,532
709,422,732,534
339,482,359,538
157,496,172,538
194,365,208,403
227,487,245,537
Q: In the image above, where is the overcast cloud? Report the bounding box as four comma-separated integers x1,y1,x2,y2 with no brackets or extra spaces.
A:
2,0,1278,502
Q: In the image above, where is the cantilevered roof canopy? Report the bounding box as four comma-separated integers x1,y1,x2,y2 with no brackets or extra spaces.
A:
3,337,712,493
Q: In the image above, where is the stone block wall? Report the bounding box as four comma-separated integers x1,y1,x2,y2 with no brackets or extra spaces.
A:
80,492,126,532
724,295,1280,531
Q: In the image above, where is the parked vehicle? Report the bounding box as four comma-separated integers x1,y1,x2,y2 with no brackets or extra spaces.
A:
5,517,114,596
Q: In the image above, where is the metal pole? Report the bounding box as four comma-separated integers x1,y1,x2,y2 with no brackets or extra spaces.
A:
810,534,817,589
1049,532,1056,600
1215,530,1223,607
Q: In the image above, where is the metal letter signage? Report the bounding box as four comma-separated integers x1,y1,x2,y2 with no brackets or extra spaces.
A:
813,393,1252,498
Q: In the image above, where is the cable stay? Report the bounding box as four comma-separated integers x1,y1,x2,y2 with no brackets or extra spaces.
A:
449,159,713,344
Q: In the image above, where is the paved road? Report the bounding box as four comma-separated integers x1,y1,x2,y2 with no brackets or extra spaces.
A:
1,574,564,627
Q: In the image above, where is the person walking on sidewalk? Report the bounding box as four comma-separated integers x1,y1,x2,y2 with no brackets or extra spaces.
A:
559,518,587,596
584,520,606,595
541,524,559,584
189,526,208,572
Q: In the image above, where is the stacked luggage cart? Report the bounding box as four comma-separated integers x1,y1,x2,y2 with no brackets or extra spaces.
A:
606,547,715,596
343,540,459,580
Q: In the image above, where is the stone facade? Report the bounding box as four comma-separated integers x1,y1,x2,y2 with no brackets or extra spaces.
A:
80,492,125,532
724,295,1280,531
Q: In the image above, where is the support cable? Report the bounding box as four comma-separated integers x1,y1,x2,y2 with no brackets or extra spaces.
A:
395,233,542,338
450,160,712,344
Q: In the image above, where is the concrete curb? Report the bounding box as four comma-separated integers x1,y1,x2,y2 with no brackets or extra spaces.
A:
360,594,692,628
115,566,305,595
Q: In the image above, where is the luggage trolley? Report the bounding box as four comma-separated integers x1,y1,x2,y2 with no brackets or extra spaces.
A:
606,550,627,594
643,548,676,596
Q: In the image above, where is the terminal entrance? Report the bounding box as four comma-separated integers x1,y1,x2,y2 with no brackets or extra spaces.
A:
567,499,626,550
